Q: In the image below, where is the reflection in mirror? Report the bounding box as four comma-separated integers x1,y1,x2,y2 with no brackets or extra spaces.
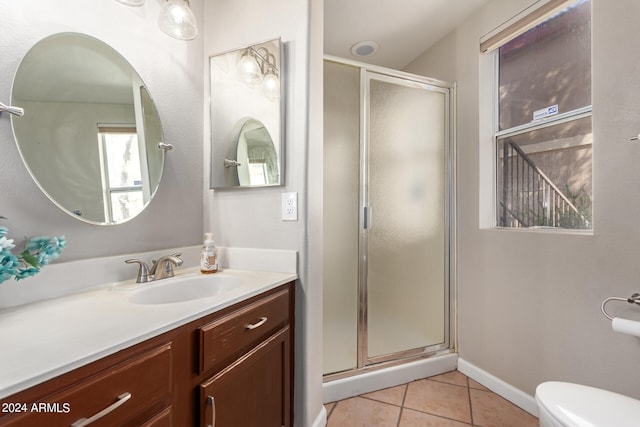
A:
10,33,166,225
236,118,279,186
209,38,284,188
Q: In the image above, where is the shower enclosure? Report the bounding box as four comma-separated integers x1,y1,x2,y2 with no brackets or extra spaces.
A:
323,57,455,378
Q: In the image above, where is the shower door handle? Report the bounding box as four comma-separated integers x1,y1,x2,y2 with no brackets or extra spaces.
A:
363,206,372,229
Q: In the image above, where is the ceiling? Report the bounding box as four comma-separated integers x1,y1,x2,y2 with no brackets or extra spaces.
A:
324,0,493,69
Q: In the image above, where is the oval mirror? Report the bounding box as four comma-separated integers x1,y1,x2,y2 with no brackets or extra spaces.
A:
10,33,166,225
236,118,279,186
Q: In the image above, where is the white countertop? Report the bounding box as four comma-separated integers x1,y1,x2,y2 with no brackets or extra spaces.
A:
0,268,297,399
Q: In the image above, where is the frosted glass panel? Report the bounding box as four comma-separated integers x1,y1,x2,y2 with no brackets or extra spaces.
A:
322,61,360,374
366,76,446,358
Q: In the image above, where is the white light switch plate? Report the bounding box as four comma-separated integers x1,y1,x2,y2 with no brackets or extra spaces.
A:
282,192,298,221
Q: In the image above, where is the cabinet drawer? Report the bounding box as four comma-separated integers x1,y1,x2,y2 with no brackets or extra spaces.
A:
2,344,172,427
141,406,172,427
199,288,290,373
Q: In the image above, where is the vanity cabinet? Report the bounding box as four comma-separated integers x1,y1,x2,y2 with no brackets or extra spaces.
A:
0,282,295,427
199,288,292,427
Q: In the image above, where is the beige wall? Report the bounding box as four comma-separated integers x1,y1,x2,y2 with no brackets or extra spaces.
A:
203,1,324,426
406,0,640,399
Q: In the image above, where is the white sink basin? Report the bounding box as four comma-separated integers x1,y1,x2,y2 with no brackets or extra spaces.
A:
128,274,241,305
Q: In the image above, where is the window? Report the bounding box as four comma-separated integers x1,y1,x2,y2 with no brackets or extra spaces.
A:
491,0,592,230
98,126,145,223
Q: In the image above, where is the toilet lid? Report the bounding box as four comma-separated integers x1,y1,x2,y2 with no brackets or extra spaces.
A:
536,382,640,427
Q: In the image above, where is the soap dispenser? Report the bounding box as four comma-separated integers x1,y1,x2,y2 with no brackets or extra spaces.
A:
200,233,219,274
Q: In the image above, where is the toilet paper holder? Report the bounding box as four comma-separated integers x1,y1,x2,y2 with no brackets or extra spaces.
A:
601,293,640,320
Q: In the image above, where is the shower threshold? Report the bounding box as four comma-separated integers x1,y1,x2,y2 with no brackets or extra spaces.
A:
322,350,457,404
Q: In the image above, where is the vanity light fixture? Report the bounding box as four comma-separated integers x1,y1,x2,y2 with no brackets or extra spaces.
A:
237,47,280,101
238,50,263,86
158,0,198,41
115,0,198,40
262,68,280,102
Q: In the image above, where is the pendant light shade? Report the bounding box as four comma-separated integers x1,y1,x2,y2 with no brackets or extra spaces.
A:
158,0,198,41
115,0,145,6
262,71,280,102
238,51,263,86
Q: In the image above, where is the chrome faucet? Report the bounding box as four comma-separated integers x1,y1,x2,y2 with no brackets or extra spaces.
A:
150,253,184,280
125,253,183,283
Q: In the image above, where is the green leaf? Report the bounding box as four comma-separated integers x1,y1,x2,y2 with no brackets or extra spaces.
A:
20,251,40,268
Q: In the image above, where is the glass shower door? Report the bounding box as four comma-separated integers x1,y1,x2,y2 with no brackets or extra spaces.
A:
323,61,361,374
362,72,450,364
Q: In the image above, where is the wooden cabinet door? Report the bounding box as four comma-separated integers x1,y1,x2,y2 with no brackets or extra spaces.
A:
200,327,291,427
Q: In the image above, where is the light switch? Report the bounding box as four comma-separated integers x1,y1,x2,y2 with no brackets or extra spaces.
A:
282,192,298,221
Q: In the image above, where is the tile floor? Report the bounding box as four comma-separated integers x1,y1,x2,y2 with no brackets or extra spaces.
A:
325,370,538,427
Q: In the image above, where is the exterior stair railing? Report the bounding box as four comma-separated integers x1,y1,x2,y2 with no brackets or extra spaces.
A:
499,140,590,229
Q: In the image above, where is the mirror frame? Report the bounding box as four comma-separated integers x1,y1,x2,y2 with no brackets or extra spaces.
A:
209,38,285,189
10,32,166,225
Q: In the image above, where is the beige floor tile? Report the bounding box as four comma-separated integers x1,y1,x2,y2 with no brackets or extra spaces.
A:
429,370,469,387
404,379,472,423
362,384,407,406
470,389,538,427
324,402,336,417
328,372,538,427
468,379,490,391
399,408,472,427
327,396,401,427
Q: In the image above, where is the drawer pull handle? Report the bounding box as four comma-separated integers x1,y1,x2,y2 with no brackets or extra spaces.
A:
207,395,216,427
71,392,131,427
245,316,268,330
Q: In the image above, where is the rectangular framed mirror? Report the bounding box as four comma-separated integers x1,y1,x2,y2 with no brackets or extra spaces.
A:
209,38,284,189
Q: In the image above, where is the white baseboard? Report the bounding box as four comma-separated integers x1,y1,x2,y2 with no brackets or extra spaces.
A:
457,358,538,416
311,405,327,427
323,353,457,403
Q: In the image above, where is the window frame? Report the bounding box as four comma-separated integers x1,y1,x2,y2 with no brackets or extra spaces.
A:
488,0,593,232
97,125,145,224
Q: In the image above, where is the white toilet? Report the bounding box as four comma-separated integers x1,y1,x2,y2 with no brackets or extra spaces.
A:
535,381,640,427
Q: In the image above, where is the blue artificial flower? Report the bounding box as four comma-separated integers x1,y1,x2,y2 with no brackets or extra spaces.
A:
0,250,20,283
55,236,66,250
0,236,15,250
36,252,49,266
0,219,66,284
25,236,51,253
0,269,12,283
15,267,40,281
34,236,65,266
